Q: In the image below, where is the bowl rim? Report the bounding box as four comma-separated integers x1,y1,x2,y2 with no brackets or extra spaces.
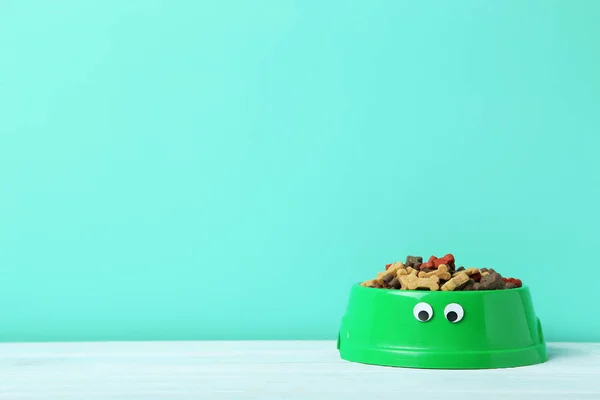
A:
353,282,529,294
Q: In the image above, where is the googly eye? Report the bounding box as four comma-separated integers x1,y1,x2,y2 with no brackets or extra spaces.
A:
413,302,433,322
444,303,464,323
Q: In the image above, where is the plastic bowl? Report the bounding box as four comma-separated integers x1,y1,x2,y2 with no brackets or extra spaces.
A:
337,283,547,369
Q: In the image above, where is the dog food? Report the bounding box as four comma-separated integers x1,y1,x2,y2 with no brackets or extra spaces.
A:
441,271,470,291
405,256,423,269
418,264,451,281
360,254,522,291
399,274,440,291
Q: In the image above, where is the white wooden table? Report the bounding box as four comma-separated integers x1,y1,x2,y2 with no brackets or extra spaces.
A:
0,341,598,399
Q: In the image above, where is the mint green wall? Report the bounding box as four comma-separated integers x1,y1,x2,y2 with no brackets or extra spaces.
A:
1,1,599,342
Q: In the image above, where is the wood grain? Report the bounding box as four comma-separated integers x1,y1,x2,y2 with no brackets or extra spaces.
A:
0,341,598,399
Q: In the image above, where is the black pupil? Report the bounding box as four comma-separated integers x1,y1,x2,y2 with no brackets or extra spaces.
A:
447,311,458,322
418,310,429,321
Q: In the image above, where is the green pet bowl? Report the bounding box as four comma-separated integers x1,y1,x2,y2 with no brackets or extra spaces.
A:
337,284,547,369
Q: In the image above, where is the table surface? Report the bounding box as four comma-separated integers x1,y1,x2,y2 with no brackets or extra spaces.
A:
0,341,599,400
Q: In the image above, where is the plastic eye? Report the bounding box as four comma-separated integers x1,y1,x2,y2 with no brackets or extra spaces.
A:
413,302,433,322
444,303,464,323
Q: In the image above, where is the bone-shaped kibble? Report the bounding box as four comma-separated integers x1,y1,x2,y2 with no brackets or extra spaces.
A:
397,266,418,277
399,274,440,291
452,267,479,278
441,272,470,291
388,261,404,271
376,261,405,284
419,264,451,280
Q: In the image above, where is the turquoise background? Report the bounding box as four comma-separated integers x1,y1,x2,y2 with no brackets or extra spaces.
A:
1,0,599,342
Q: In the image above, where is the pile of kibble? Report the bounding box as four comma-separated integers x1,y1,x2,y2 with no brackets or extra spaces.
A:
360,254,522,291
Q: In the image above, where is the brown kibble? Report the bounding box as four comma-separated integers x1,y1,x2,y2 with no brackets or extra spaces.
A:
505,282,517,289
477,271,505,290
405,256,423,269
461,279,476,291
388,277,401,289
